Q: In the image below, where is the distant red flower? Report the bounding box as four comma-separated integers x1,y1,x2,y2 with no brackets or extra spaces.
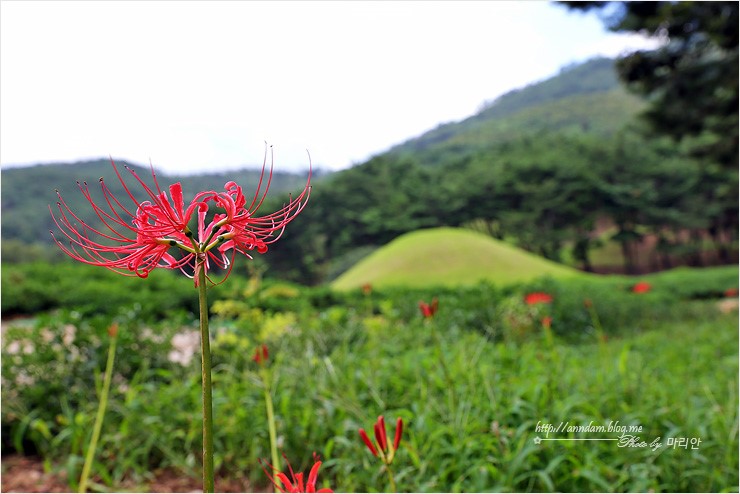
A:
50,149,310,285
107,323,119,338
632,281,652,294
419,298,439,318
359,415,404,464
541,316,552,330
362,283,372,295
262,454,332,493
725,288,738,298
253,344,269,365
524,292,553,305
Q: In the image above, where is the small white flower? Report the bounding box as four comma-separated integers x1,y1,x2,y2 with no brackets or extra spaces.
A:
141,327,165,343
41,329,55,343
6,341,20,355
16,371,35,386
167,331,200,365
62,324,76,346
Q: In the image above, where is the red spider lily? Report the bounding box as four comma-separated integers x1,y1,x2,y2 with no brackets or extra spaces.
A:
262,454,333,493
362,283,372,295
724,288,738,297
50,148,310,285
524,292,553,305
359,416,403,464
632,281,652,294
253,344,269,365
418,298,439,318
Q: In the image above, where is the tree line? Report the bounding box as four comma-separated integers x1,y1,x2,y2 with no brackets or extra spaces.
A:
263,128,737,284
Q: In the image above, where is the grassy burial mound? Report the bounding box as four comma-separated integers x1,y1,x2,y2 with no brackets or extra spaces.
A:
331,227,583,290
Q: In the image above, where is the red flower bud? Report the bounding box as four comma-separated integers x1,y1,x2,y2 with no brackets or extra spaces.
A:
358,428,378,457
419,297,439,318
374,416,388,452
393,417,403,451
107,323,119,338
253,344,269,365
541,316,552,330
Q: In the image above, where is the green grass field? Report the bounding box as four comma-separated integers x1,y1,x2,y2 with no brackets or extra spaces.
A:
332,227,584,290
2,260,737,492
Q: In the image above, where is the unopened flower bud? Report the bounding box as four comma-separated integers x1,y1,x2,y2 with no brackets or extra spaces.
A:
108,323,119,338
375,416,388,452
393,417,404,451
358,428,378,457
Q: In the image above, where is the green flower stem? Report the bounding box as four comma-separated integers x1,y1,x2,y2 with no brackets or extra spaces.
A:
78,328,117,493
586,302,607,347
585,301,607,389
198,266,215,493
385,463,397,493
261,369,281,473
429,320,457,410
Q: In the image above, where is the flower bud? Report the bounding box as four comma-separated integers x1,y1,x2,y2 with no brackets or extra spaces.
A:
375,416,388,452
108,323,119,338
393,417,404,451
358,428,378,457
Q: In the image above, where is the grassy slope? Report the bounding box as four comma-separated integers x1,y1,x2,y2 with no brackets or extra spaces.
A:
331,227,584,290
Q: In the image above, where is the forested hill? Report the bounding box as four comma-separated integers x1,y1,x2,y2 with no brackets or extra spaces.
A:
1,159,314,244
387,57,644,167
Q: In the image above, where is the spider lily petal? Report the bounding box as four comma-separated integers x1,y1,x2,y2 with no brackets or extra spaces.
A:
262,456,332,493
393,417,404,451
374,416,388,453
358,428,378,457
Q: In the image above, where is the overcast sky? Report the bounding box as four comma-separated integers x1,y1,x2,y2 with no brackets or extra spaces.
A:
1,1,656,175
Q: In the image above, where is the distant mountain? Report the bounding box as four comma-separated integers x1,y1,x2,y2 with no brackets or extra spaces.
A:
386,57,644,167
1,159,314,244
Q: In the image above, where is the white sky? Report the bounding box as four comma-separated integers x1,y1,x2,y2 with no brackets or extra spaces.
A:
0,1,656,175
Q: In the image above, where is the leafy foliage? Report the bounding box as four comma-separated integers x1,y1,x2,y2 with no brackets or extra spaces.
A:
1,262,203,318
562,1,739,170
2,265,738,491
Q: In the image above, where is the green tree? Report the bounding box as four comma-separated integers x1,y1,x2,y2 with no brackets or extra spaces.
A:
562,1,739,170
